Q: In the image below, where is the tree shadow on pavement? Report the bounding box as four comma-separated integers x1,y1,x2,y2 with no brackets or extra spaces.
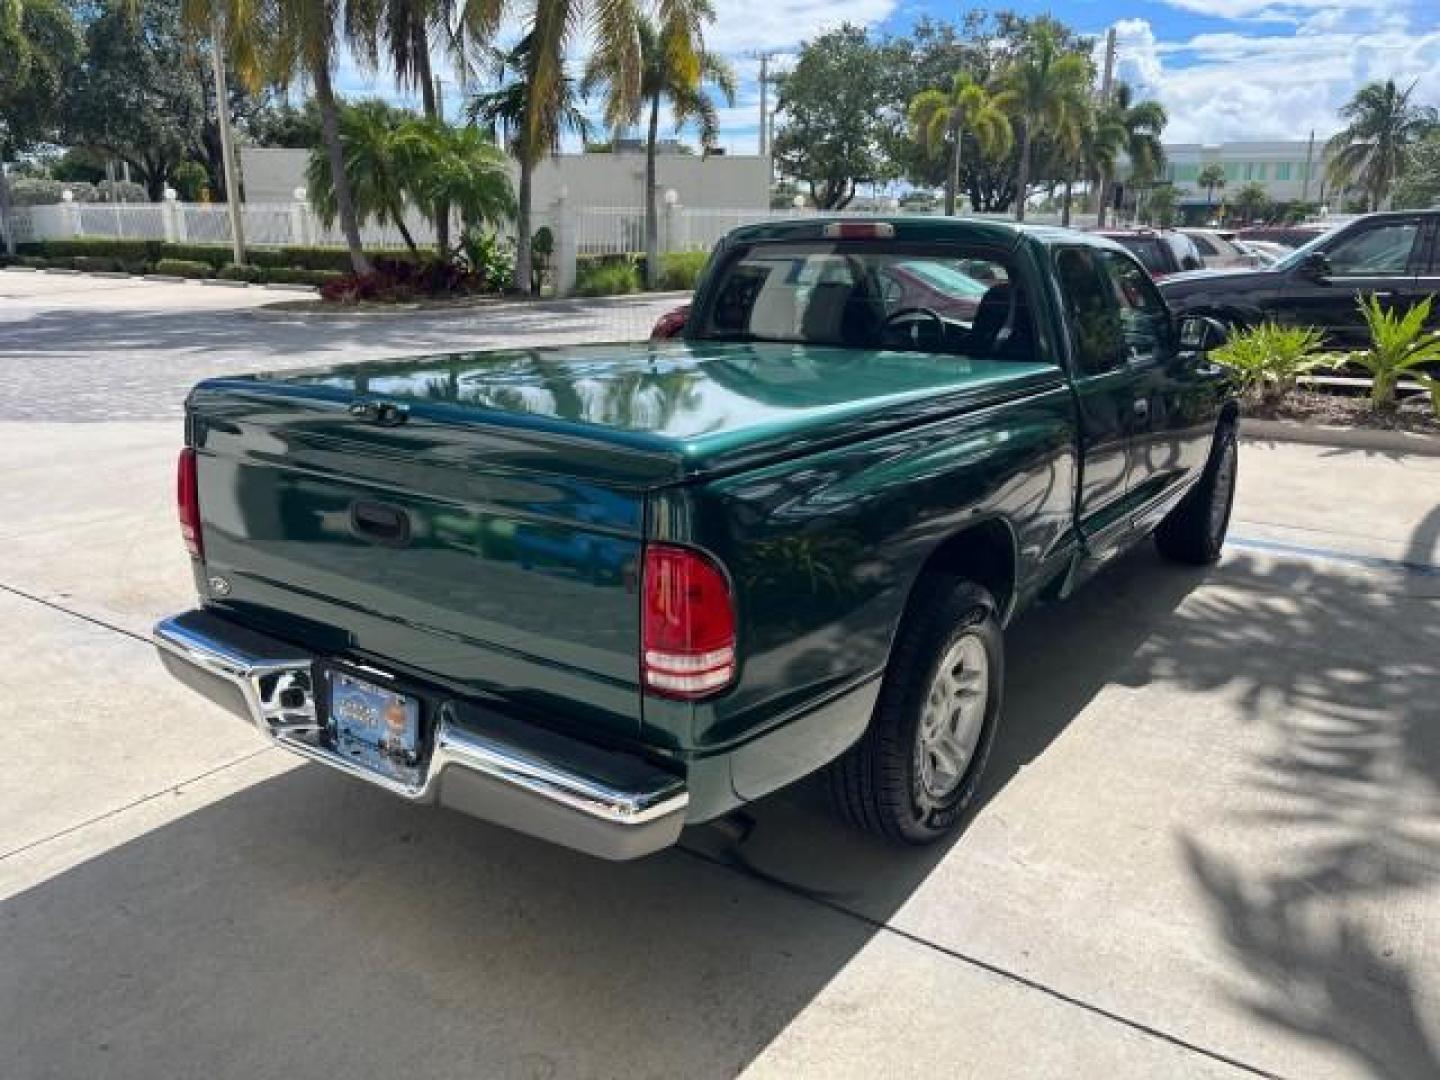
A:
1117,550,1440,1080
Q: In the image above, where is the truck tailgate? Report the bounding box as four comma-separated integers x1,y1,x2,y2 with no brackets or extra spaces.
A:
188,388,648,739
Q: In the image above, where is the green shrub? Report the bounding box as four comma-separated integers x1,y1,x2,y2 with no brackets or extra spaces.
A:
42,256,76,270
260,267,345,287
1350,294,1440,410
162,244,233,269
73,255,124,273
655,251,709,291
153,258,214,279
18,255,48,268
1213,322,1329,404
19,239,165,265
575,257,641,297
275,246,414,272
218,263,263,283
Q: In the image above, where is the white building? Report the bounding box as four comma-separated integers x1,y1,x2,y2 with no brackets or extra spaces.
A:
240,146,771,211
1150,140,1335,207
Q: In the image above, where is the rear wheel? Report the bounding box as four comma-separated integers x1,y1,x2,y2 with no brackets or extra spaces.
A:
1155,421,1238,565
828,577,1003,844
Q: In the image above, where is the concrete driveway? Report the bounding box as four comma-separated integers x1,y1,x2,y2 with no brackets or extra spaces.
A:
2,272,1438,1079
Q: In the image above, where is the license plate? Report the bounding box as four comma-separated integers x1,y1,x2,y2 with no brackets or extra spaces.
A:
327,670,420,781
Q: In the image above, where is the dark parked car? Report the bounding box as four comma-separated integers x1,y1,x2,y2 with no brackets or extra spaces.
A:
1095,230,1205,279
1161,210,1440,347
1233,224,1330,249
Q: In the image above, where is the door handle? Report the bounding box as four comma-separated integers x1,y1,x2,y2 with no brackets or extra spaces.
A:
351,501,411,546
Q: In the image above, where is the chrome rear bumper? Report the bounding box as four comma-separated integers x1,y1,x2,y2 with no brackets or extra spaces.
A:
154,609,688,860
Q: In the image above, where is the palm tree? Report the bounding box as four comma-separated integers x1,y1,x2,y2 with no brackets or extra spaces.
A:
1326,79,1438,211
1230,181,1269,224
306,100,423,253
992,23,1091,222
1056,101,1123,228
1095,82,1166,227
1197,163,1226,215
306,103,514,258
263,0,372,273
467,33,591,293
907,74,1012,216
404,118,514,239
344,0,502,255
583,9,736,287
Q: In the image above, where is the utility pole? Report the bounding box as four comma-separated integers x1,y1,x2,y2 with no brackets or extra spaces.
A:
209,5,246,266
1300,129,1315,203
757,52,772,156
1094,27,1118,228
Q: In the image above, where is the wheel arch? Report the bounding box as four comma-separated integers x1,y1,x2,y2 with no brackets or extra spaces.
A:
902,516,1020,630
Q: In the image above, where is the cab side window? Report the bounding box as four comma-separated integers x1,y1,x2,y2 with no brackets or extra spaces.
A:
1099,251,1173,365
1055,247,1124,375
1325,221,1420,275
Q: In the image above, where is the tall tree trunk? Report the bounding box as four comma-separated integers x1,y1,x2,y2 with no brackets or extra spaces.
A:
944,121,960,216
1014,125,1032,222
0,159,15,257
415,35,448,258
1061,176,1073,227
1095,170,1109,228
644,93,660,290
514,157,533,294
313,62,371,275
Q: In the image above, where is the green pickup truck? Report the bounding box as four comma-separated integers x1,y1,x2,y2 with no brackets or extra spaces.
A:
155,217,1237,859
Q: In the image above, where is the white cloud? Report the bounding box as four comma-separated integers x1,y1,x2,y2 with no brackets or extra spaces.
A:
1103,14,1440,144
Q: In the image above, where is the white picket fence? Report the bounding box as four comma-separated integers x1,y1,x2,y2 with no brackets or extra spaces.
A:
6,197,1099,294
7,198,432,251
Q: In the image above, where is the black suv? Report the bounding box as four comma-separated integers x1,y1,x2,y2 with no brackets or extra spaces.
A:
1160,211,1440,347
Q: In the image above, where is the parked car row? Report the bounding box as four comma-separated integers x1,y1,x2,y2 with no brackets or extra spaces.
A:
653,212,1436,350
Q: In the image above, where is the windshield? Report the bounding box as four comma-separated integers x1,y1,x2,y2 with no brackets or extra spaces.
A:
1274,229,1336,271
693,242,1034,359
1106,236,1168,275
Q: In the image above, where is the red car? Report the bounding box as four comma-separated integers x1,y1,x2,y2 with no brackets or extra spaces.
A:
650,259,991,339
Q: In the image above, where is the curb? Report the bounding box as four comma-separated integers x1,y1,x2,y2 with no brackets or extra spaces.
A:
1,265,38,273
1241,417,1440,457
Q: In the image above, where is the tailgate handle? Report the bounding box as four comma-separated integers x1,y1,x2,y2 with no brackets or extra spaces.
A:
350,501,410,546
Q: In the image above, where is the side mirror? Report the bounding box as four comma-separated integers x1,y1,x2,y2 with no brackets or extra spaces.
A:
1298,251,1331,279
1178,315,1229,353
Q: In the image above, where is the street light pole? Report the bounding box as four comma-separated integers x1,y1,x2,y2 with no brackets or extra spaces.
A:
210,5,247,266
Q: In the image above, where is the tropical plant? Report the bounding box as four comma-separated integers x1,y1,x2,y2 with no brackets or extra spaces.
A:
1326,79,1438,211
307,103,512,259
306,100,425,252
991,21,1091,222
907,74,1012,216
344,0,502,254
1413,371,1440,420
1094,82,1166,227
1212,323,1328,404
401,118,513,240
1230,181,1269,224
1351,295,1440,410
583,9,735,287
1197,163,1226,210
467,32,592,293
1392,130,1440,211
1141,183,1180,228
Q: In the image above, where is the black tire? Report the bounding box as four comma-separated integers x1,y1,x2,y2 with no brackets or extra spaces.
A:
1155,420,1238,565
828,577,1004,844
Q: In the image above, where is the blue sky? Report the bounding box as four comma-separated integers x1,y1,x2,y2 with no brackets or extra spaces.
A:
334,0,1440,155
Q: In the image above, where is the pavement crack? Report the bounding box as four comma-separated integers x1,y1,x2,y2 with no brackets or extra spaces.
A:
0,747,275,863
0,581,153,645
675,842,1289,1080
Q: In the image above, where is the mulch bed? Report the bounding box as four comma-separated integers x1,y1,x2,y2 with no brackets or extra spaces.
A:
1244,389,1440,436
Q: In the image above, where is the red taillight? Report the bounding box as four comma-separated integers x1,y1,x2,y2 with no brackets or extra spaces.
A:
177,448,203,559
642,545,736,698
822,221,895,240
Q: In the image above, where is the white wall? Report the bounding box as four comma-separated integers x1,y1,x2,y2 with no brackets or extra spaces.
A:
240,146,771,211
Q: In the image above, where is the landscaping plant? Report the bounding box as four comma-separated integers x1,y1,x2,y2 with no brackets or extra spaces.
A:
1212,322,1329,404
1351,294,1440,410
